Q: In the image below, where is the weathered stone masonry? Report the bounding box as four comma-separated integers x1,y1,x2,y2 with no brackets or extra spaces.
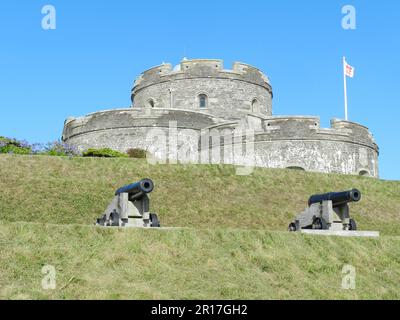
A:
62,59,379,177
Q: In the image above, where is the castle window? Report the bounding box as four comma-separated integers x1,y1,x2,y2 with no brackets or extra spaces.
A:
199,94,208,108
147,99,155,108
251,99,260,113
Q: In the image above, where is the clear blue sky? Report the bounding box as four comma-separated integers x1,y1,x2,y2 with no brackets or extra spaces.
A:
0,0,399,180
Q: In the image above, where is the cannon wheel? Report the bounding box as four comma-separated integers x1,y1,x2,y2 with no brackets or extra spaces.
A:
349,219,357,231
312,218,327,230
288,222,297,232
150,213,160,228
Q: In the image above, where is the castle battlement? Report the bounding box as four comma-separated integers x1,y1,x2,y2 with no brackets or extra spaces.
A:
204,115,378,152
133,59,271,93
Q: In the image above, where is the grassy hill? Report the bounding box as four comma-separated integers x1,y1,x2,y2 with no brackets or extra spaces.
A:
1,154,400,299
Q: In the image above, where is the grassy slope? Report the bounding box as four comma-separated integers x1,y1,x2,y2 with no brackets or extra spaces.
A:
1,155,399,234
0,154,400,299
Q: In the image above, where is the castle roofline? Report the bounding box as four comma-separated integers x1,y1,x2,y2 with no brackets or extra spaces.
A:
181,58,223,63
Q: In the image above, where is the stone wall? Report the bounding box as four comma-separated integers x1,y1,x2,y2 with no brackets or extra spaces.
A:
205,116,379,177
62,108,224,163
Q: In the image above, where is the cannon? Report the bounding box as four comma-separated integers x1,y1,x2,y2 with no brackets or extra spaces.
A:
96,179,161,228
289,189,361,232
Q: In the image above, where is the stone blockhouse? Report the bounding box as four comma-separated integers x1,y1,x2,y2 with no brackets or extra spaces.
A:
62,59,379,177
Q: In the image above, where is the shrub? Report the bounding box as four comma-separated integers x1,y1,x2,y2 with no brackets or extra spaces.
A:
82,148,128,158
43,141,81,157
0,137,32,155
127,148,147,159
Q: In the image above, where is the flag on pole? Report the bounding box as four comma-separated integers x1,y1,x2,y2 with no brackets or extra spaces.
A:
344,59,355,78
342,57,355,121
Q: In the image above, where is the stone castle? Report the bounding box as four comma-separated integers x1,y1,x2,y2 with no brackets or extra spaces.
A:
62,58,379,177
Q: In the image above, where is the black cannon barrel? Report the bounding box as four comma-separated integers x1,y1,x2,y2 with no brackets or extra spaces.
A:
115,179,154,196
308,189,361,207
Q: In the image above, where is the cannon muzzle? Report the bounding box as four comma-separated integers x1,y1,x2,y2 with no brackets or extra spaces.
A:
308,189,361,207
115,179,154,196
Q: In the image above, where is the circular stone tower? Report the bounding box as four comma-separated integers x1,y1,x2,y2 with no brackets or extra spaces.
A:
131,59,273,120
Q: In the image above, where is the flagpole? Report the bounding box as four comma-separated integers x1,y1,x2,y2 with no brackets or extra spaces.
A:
343,56,348,121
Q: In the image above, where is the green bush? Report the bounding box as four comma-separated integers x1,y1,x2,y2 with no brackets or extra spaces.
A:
127,148,147,159
82,148,128,158
0,137,31,155
0,144,31,155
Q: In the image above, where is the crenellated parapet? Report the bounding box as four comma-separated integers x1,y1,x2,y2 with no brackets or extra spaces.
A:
133,59,271,91
206,115,378,151
133,63,174,88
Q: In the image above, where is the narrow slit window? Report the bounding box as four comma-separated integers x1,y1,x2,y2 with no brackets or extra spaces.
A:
199,94,208,108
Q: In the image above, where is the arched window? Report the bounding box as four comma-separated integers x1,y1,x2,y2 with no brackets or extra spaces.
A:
147,99,155,108
251,99,260,113
199,94,208,108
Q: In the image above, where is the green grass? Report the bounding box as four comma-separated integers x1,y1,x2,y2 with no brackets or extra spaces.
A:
1,222,400,299
0,154,400,299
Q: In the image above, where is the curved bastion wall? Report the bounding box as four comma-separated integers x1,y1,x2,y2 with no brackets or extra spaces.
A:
62,108,227,160
62,58,379,177
205,116,379,177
